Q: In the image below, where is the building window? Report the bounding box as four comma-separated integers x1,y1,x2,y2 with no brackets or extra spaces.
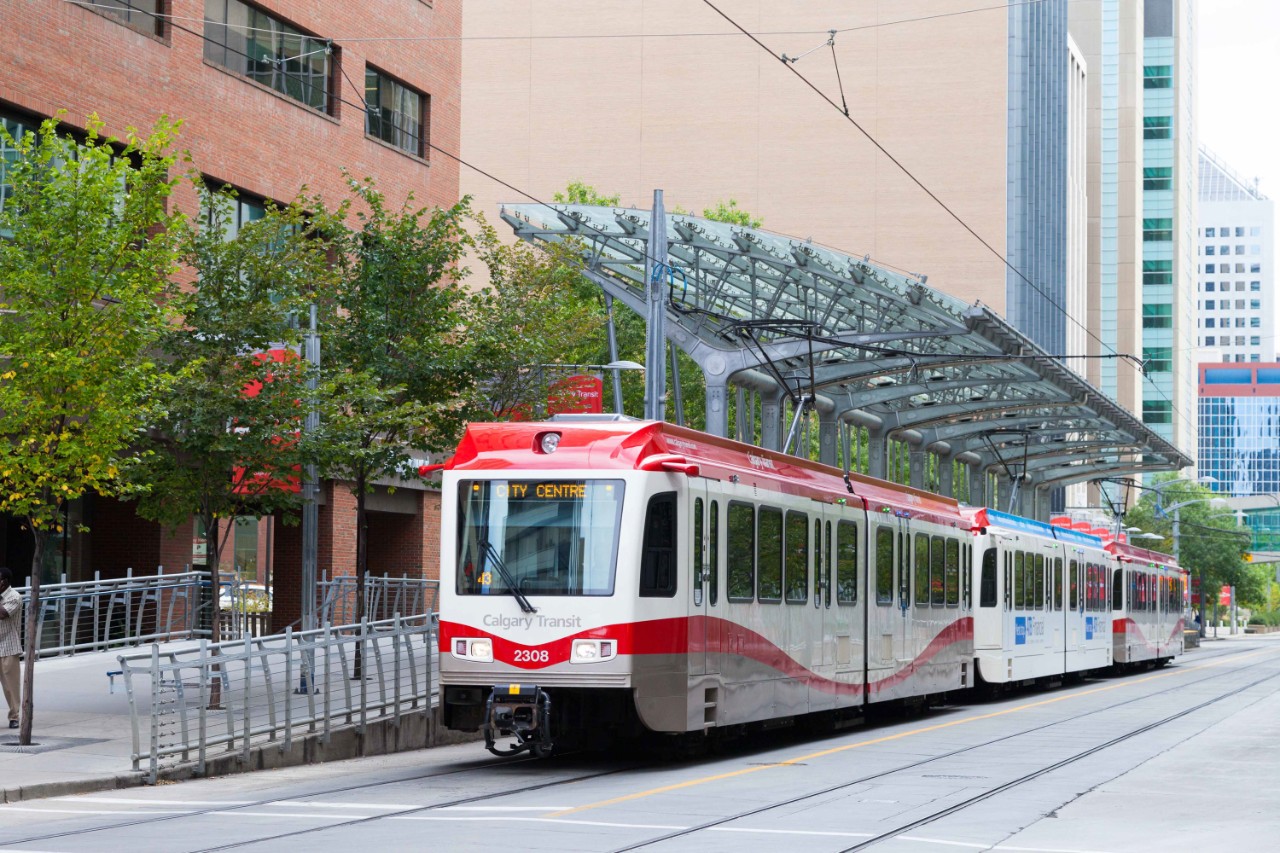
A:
85,0,165,36
365,68,427,157
1205,245,1215,256
204,0,333,114
1251,317,1261,328
1143,116,1172,139
1220,245,1230,255
201,181,267,239
1237,318,1247,328
1252,354,1261,362
1204,299,1215,310
1205,282,1215,292
1142,347,1172,374
1143,400,1172,424
1204,228,1216,239
1205,318,1215,328
1251,281,1261,291
1251,336,1261,346
1236,245,1246,255
1251,299,1261,310
1205,336,1215,346
1252,264,1262,274
1143,218,1173,242
1251,226,1262,237
1236,227,1246,237
1143,65,1173,88
1143,303,1173,329
0,116,37,217
1237,299,1246,310
1143,167,1172,191
1143,259,1173,285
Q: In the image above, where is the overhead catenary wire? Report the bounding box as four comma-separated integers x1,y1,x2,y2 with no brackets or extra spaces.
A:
64,0,1066,44
57,0,1189,461
696,0,1194,442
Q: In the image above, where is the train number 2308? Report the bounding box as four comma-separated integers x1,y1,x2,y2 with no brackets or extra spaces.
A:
513,649,550,663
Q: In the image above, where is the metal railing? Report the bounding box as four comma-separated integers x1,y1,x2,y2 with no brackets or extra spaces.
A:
117,615,437,783
317,574,438,625
13,569,205,658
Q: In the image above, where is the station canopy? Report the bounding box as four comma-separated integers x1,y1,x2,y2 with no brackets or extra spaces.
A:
501,203,1191,488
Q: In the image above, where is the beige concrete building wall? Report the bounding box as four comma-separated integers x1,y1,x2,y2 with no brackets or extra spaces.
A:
461,1,1010,314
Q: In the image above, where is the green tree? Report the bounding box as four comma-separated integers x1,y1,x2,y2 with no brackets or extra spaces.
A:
130,185,332,646
0,116,185,744
1123,475,1251,613
316,179,479,630
471,223,604,419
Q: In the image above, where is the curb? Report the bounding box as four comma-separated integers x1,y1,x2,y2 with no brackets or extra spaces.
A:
1,771,146,804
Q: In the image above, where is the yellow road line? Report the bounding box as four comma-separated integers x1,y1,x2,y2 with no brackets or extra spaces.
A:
547,647,1273,818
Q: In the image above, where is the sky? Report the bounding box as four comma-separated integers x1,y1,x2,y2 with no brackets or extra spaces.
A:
1197,0,1280,196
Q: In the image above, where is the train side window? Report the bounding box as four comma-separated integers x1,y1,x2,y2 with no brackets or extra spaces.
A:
1033,554,1045,610
640,492,677,597
979,548,998,607
1004,551,1012,610
825,521,833,607
875,526,894,605
693,498,704,602
709,500,719,606
727,502,755,602
945,539,960,606
1069,560,1079,610
930,535,945,606
1014,551,1025,609
1053,558,1063,611
914,533,931,608
758,507,783,602
836,521,857,605
785,511,809,604
963,544,972,609
814,520,823,606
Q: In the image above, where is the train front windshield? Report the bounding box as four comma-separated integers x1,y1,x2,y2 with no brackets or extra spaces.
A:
456,480,625,597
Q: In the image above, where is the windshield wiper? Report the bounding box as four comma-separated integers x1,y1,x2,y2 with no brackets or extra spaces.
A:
480,540,537,614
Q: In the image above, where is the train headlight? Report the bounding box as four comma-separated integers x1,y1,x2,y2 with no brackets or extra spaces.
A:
570,639,617,664
452,638,493,662
538,432,561,454
469,639,493,661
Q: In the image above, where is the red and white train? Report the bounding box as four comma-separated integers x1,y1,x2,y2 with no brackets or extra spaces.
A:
437,418,1187,756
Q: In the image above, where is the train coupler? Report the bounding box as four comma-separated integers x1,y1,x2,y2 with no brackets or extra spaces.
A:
483,683,553,758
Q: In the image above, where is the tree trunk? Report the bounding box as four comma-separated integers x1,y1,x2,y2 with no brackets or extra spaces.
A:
19,528,46,746
205,513,223,708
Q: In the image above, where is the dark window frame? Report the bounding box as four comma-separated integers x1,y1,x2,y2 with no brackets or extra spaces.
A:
639,492,677,598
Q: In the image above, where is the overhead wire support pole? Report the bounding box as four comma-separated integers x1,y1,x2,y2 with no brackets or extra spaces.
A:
644,190,668,421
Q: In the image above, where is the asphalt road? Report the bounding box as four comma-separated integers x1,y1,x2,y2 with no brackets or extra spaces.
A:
1,638,1277,853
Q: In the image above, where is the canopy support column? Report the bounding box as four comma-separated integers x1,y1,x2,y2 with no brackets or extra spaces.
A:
866,427,888,481
969,464,988,509
705,374,729,438
938,452,955,499
761,389,785,452
909,443,926,491
819,410,837,467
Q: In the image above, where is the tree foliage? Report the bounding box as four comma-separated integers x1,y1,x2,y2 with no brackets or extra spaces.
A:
314,179,480,622
130,184,332,641
0,115,186,743
1122,475,1252,609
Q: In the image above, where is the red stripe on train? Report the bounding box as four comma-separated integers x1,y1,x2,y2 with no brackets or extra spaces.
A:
439,616,974,696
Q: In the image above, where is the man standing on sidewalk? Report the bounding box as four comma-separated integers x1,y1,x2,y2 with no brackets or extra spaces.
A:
0,567,20,729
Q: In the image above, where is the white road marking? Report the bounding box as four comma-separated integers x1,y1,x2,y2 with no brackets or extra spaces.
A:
995,846,1119,853
390,816,688,829
0,808,194,816
897,838,990,849
438,806,578,812
52,797,251,807
709,827,875,838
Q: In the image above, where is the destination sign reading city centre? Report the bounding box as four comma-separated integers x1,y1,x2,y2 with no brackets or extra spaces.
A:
485,483,594,500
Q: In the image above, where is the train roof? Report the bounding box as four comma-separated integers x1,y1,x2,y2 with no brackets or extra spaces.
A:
965,507,1106,547
1106,539,1182,571
447,420,967,525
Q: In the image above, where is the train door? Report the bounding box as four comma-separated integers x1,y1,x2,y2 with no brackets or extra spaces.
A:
867,521,898,694
813,511,835,671
689,484,709,678
896,517,915,680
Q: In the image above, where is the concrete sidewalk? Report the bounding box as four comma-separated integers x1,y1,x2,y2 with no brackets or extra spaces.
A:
0,644,173,803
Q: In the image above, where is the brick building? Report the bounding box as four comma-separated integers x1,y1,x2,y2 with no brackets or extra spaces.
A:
0,0,460,625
